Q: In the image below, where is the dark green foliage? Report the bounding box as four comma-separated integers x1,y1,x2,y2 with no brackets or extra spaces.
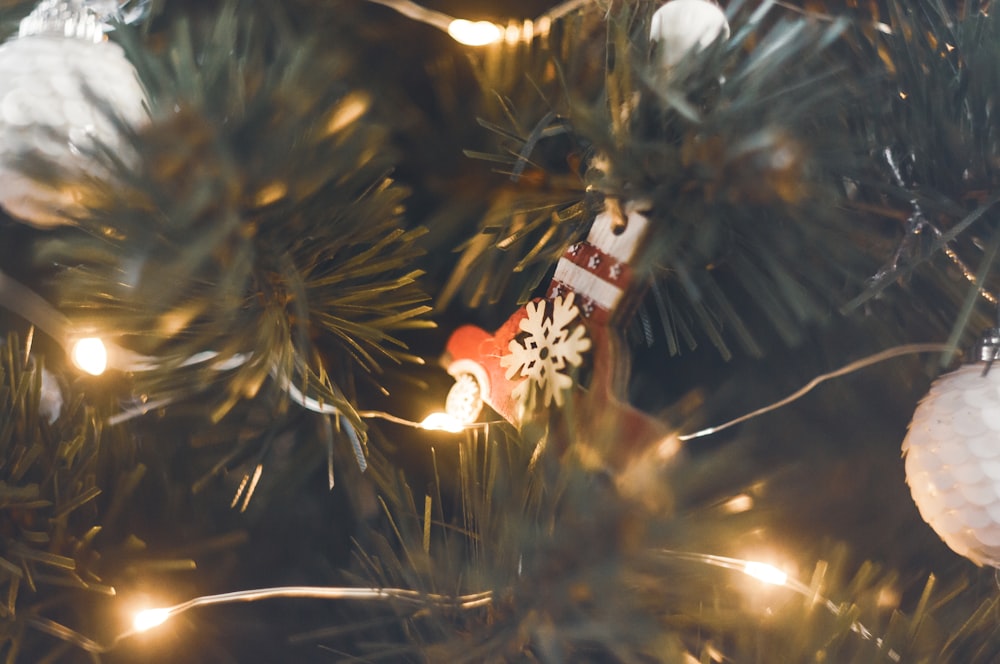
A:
842,1,1000,349
36,2,433,432
329,4,1000,661
0,333,144,661
343,402,1000,663
445,1,887,358
2,0,1000,662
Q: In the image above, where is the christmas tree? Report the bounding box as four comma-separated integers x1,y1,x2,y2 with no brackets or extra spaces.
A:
0,0,999,661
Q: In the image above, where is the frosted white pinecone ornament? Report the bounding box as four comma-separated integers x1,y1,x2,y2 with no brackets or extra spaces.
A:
0,0,148,227
903,331,1000,566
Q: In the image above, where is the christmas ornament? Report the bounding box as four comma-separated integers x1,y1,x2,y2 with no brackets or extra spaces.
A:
903,330,1000,567
0,0,148,227
443,197,673,469
499,293,592,412
650,0,730,70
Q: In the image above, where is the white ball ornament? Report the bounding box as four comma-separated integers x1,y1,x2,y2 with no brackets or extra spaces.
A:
0,0,148,227
903,355,1000,567
650,0,730,70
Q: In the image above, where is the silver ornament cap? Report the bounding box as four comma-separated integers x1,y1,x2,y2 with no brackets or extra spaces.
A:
0,0,148,227
903,340,1000,566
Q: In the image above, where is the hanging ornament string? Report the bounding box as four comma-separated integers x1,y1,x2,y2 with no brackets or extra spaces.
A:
679,343,957,441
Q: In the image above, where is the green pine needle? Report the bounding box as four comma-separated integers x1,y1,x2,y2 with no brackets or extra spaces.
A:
445,2,891,358
34,3,433,432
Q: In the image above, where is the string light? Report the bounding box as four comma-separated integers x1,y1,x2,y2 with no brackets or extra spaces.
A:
131,608,170,632
43,551,896,658
365,0,591,46
22,546,899,657
115,558,798,641
660,550,901,661
447,19,503,46
679,343,956,441
357,409,496,432
25,586,492,654
0,269,397,456
0,267,139,377
70,337,108,376
367,0,897,50
419,412,466,433
743,561,788,586
121,586,493,643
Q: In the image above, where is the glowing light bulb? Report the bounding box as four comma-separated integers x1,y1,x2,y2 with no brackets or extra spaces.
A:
420,412,465,433
722,494,754,514
447,19,502,46
71,337,108,376
132,607,171,632
743,561,788,586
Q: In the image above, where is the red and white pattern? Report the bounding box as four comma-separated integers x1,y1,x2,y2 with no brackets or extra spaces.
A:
443,197,658,447
546,199,649,325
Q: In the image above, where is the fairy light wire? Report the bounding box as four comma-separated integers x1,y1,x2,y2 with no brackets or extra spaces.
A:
539,0,591,22
357,409,499,431
368,0,876,52
0,267,471,456
679,343,956,441
25,586,492,654
2,263,959,457
364,0,593,44
0,268,367,467
659,550,901,662
41,551,900,658
0,268,71,342
110,586,493,652
366,0,453,32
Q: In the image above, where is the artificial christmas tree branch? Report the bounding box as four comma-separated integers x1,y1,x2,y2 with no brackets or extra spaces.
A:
32,3,435,437
1,0,1000,661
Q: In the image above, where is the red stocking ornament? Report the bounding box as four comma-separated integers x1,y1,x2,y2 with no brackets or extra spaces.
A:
443,198,675,473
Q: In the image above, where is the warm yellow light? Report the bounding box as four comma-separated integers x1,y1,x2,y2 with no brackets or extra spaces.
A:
325,91,371,135
420,412,465,433
722,494,754,514
743,561,788,586
447,19,502,46
71,337,108,376
132,607,171,632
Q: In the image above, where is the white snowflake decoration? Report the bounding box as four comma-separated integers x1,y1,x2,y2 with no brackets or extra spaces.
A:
500,293,592,412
